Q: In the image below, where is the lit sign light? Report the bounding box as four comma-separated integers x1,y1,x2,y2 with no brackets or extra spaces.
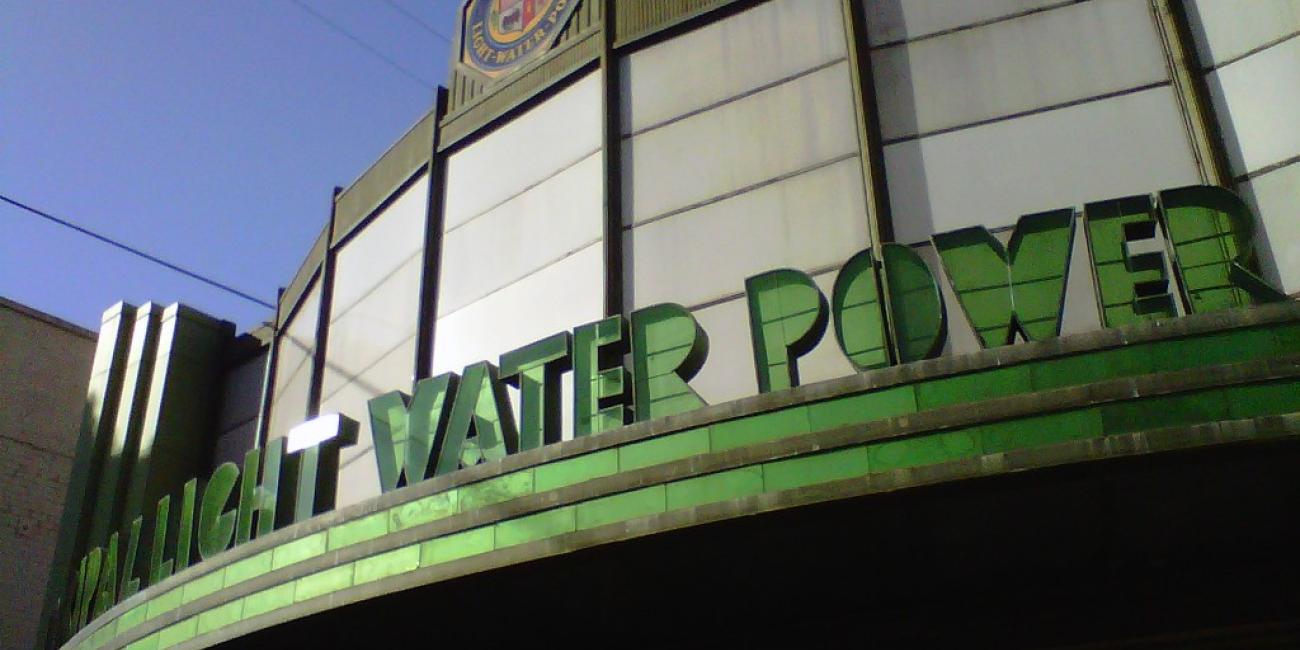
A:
62,184,1284,634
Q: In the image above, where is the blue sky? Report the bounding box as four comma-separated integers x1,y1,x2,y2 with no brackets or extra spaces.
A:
2,1,462,332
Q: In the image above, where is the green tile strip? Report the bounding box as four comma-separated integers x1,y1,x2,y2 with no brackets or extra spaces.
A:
78,319,1300,649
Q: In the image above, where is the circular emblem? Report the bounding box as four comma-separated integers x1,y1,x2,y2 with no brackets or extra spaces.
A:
463,0,575,77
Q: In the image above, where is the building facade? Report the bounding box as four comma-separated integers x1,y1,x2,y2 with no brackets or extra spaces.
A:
0,298,96,650
47,1,1300,647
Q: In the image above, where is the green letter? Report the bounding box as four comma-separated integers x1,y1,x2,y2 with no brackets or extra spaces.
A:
236,438,284,543
745,269,828,393
434,363,518,476
118,516,143,601
831,249,890,370
500,333,572,450
630,303,709,421
882,243,947,362
573,316,630,436
369,374,456,492
283,414,359,524
933,208,1075,346
92,533,118,618
147,495,172,586
76,548,101,629
1084,194,1177,327
1160,185,1284,312
197,462,239,560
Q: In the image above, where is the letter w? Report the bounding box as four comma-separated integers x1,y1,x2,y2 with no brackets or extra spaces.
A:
368,374,457,492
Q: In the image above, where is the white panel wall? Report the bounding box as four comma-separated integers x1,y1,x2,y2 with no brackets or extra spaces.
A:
1188,3,1300,291
1205,37,1300,177
865,0,1065,45
266,282,319,443
442,73,603,230
1241,164,1300,293
1185,0,1300,66
320,174,429,507
621,0,869,405
623,0,848,132
871,0,1171,140
434,71,605,442
872,0,1201,243
885,86,1200,243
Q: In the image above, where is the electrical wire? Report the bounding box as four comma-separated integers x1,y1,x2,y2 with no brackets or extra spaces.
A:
0,193,277,310
376,0,453,44
287,0,437,91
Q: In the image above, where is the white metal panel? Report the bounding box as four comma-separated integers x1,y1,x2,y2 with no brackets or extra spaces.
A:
624,157,869,310
438,152,603,316
1206,36,1300,175
623,61,860,226
1185,0,1300,66
885,86,1200,244
1241,163,1300,294
432,242,604,377
267,282,320,442
865,0,1065,46
442,71,602,230
621,0,847,133
872,0,1170,140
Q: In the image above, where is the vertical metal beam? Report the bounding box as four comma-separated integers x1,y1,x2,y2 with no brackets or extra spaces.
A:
307,191,341,418
1150,0,1233,187
253,287,285,449
415,90,451,382
600,0,625,317
840,0,902,363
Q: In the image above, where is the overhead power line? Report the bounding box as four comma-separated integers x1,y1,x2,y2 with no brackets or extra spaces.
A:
288,0,437,91
377,0,453,44
0,193,277,310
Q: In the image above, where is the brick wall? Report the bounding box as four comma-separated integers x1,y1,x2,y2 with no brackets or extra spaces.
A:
0,299,95,650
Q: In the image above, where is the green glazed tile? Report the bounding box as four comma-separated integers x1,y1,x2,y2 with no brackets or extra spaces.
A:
327,511,389,551
1100,390,1230,435
495,507,576,548
241,582,295,619
354,545,420,585
118,604,147,633
979,409,1104,454
807,386,917,431
665,467,764,511
534,449,618,492
1149,328,1276,372
272,532,326,570
123,633,158,650
575,486,667,530
155,617,197,648
294,564,354,603
420,527,495,567
915,367,1032,409
458,470,534,512
195,599,243,636
867,430,981,472
223,550,273,588
180,570,224,604
145,588,182,620
763,447,871,492
388,490,458,532
710,407,810,452
1031,347,1153,391
1224,380,1300,420
618,428,710,471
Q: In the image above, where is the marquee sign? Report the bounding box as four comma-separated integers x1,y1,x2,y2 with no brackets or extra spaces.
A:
462,0,578,77
56,184,1286,638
